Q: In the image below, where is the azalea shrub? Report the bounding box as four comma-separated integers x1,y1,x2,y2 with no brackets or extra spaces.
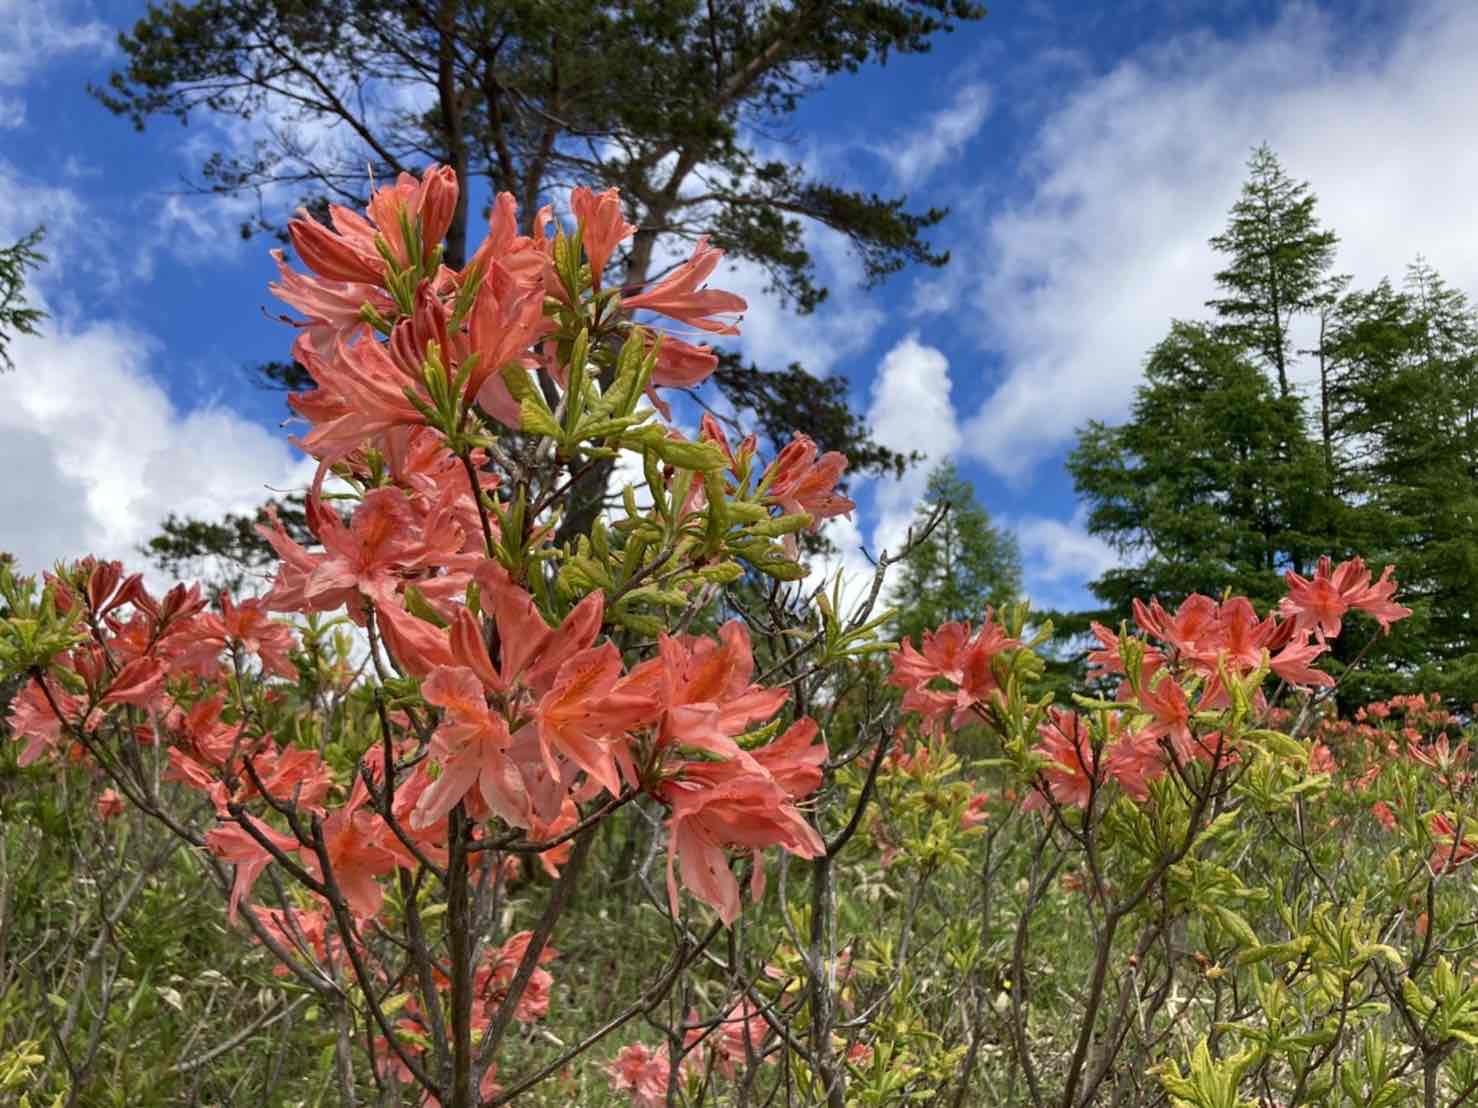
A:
3,163,1478,1108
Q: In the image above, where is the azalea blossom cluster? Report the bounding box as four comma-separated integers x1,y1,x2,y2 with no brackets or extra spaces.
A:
1301,692,1477,878
4,166,860,1102
606,995,874,1107
886,557,1412,816
607,998,774,1106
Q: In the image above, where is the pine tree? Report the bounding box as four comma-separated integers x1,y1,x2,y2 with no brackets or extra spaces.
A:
94,0,981,468
1208,145,1338,398
97,0,981,575
892,461,1022,644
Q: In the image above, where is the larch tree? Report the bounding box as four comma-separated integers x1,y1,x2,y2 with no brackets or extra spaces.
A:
1069,320,1323,617
891,460,1021,645
1207,144,1339,399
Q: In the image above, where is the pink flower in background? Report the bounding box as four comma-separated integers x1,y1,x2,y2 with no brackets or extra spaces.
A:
608,1043,674,1107
95,788,125,821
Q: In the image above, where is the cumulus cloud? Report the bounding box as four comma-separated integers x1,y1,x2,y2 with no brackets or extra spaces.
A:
880,82,993,187
864,333,962,556
0,167,311,575
1,314,313,574
957,0,1478,478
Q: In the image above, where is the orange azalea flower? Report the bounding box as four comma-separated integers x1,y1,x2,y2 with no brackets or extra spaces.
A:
623,235,745,335
608,1043,674,1107
302,802,399,919
1428,813,1478,876
206,821,301,922
95,788,125,821
569,186,636,288
658,724,826,924
535,642,654,796
762,434,856,552
649,632,786,765
1280,556,1411,639
1024,708,1099,813
412,665,526,830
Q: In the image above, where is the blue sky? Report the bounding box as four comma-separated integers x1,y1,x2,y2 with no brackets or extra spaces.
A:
5,0,1478,610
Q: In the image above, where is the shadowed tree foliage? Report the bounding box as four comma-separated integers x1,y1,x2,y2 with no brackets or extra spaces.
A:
1320,262,1478,703
145,497,311,597
891,461,1021,645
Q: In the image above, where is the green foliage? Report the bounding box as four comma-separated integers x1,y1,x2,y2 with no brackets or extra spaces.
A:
892,461,1022,644
1071,321,1324,611
1208,144,1339,398
0,226,45,372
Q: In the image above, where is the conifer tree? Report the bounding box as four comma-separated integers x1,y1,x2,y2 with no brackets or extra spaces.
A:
0,227,45,373
98,0,982,572
892,461,1021,644
94,0,982,470
1069,321,1322,615
1208,144,1338,398
1327,262,1478,701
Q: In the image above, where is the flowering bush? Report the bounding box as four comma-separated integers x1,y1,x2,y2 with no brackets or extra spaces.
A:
4,162,1477,1108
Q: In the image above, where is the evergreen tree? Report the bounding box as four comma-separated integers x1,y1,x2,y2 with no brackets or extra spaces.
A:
1327,262,1478,702
1208,145,1338,398
892,461,1021,644
1069,321,1323,616
0,227,45,372
1069,144,1478,705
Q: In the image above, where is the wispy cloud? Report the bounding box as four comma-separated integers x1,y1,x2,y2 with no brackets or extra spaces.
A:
1013,507,1119,612
0,93,25,128
878,82,993,188
0,0,112,86
948,0,1478,479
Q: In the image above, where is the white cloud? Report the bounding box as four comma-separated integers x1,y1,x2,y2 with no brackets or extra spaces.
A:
0,162,311,576
880,82,993,187
0,161,308,580
0,313,313,575
865,333,961,556
801,513,878,605
1013,507,1119,611
0,93,24,128
719,222,885,379
959,0,1478,479
0,0,111,86
0,159,141,299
